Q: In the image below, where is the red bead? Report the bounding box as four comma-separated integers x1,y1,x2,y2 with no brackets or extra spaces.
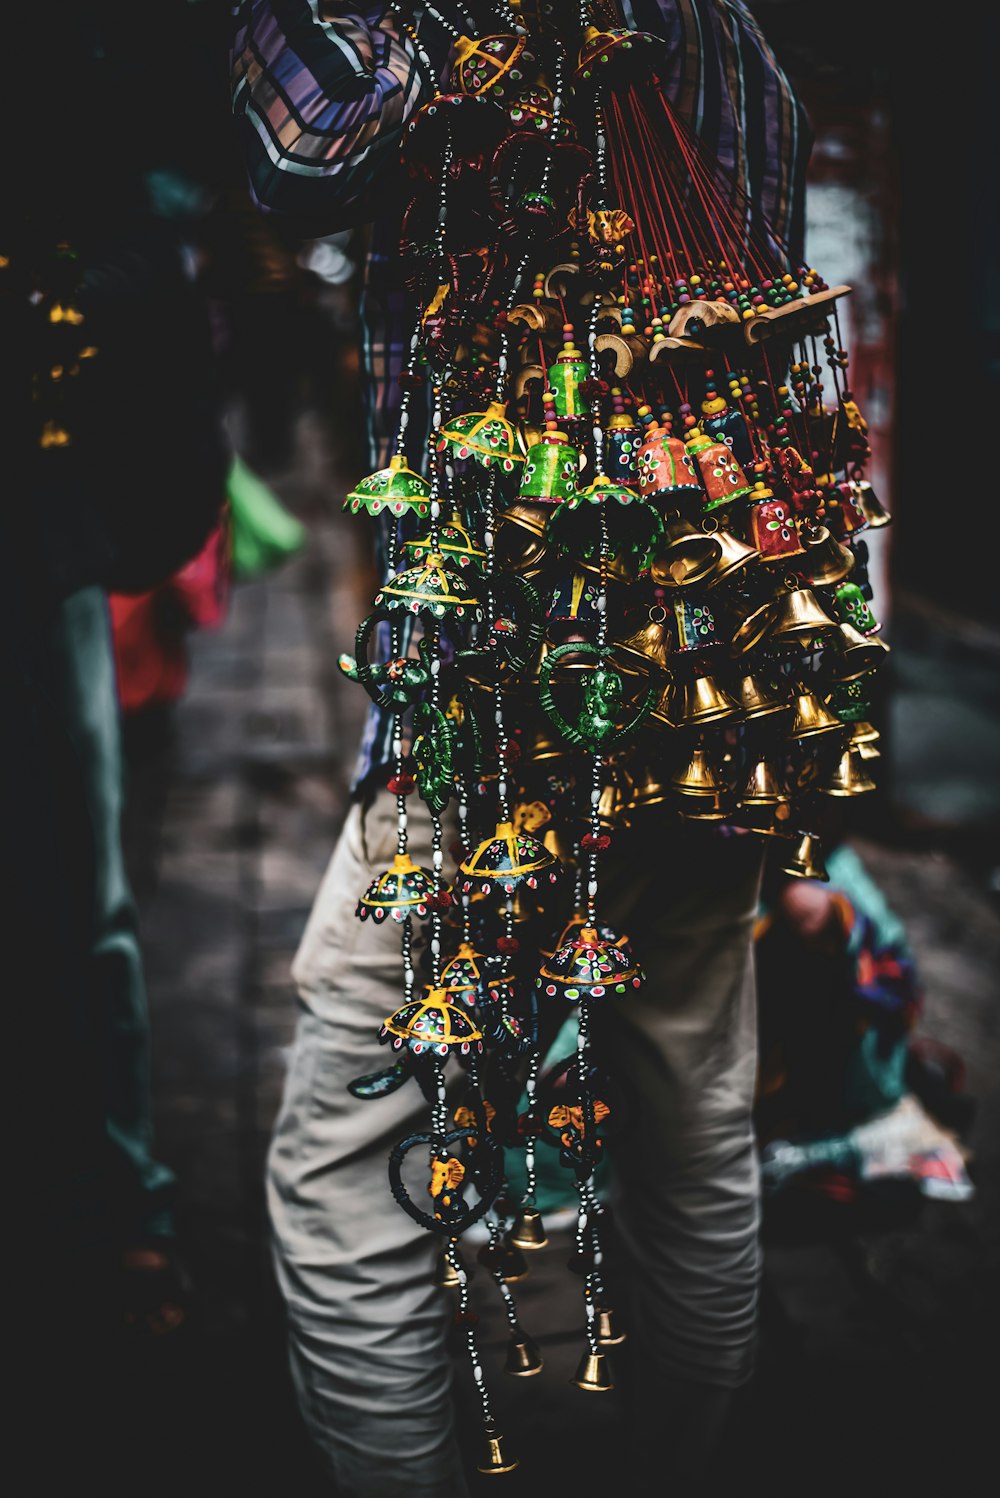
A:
387,773,415,795
580,832,611,851
496,935,520,955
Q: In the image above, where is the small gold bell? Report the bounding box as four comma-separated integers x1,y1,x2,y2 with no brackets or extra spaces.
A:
528,722,570,762
571,1348,615,1392
816,747,877,797
672,672,742,727
850,478,892,528
766,581,840,644
798,523,856,586
826,622,891,681
649,680,678,730
780,832,830,882
477,1424,519,1475
788,688,845,741
850,719,880,744
434,1245,464,1289
702,520,759,588
650,513,722,589
498,1238,530,1283
741,755,789,806
596,1306,627,1346
625,762,672,811
612,605,673,677
738,798,795,839
509,1206,549,1250
505,1332,544,1377
733,670,790,722
670,745,729,798
730,599,777,655
597,773,635,830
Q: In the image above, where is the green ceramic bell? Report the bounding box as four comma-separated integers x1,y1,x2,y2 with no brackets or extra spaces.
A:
403,512,487,571
375,552,483,620
344,453,431,517
517,430,581,505
437,401,523,471
547,332,589,421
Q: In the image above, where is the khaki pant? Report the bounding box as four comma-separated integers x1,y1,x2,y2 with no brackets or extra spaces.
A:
268,789,763,1494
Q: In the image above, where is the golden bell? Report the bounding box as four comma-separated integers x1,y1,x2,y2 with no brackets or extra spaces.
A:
528,721,570,762
817,747,877,797
477,1424,519,1475
851,719,880,745
649,680,678,730
827,622,891,682
542,823,577,867
733,670,790,723
850,478,892,528
612,606,673,677
597,777,634,830
625,762,672,810
498,1238,529,1283
788,688,845,741
672,673,742,727
509,1206,549,1250
650,514,722,589
670,745,728,797
766,582,840,644
799,523,856,587
505,1333,544,1377
738,798,796,839
571,1349,615,1392
434,1245,464,1289
730,599,777,655
702,521,759,588
596,1306,627,1346
856,738,881,761
741,755,789,806
780,832,830,882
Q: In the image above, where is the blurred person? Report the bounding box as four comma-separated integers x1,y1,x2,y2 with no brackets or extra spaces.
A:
229,3,812,1493
3,7,231,1455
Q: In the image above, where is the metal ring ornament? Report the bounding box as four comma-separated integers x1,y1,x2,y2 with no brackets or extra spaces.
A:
388,1127,505,1234
413,703,459,815
538,643,658,751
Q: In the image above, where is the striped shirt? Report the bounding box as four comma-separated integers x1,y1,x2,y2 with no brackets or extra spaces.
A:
230,1,812,790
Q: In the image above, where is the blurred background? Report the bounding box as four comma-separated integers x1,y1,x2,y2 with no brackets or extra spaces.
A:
16,2,997,1493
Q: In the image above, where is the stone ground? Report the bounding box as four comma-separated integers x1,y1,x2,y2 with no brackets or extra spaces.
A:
108,307,999,1497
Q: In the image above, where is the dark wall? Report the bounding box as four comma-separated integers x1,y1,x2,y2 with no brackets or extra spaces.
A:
751,1,999,628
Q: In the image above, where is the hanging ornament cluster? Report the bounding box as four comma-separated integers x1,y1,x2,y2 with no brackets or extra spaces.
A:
339,0,891,1473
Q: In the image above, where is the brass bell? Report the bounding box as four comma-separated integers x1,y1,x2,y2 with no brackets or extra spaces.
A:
597,776,634,830
649,513,722,589
596,1306,627,1346
672,672,742,727
788,687,845,741
527,721,570,762
434,1245,464,1289
571,1348,615,1392
477,1423,519,1475
779,832,830,882
766,580,840,644
625,762,672,810
494,501,549,576
669,745,730,823
850,478,892,528
498,1238,530,1283
827,622,891,682
612,604,673,677
733,670,790,723
817,747,877,797
741,755,789,806
851,719,880,744
738,798,796,839
730,599,777,655
702,519,759,588
649,680,678,730
542,823,577,867
798,523,856,587
509,1206,549,1250
505,1332,544,1377
856,737,881,761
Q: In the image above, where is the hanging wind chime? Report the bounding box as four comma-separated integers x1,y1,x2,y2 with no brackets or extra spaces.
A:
338,0,890,1472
